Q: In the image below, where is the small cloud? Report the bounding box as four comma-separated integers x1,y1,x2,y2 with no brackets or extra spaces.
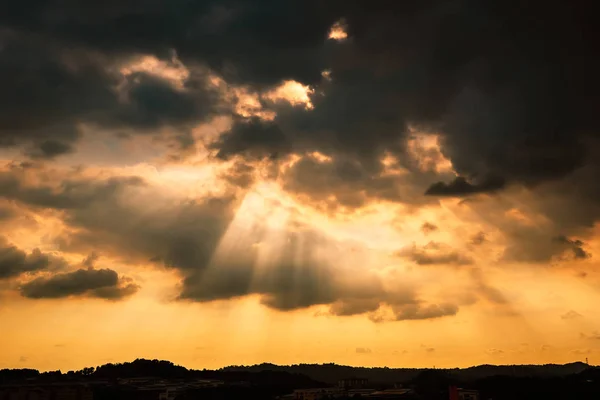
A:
396,242,473,266
420,344,435,353
82,253,99,268
19,356,28,363
580,331,600,340
392,350,409,356
393,302,458,321
421,222,438,235
561,310,583,320
356,347,372,354
540,345,552,352
19,268,139,300
54,344,66,348
485,348,505,356
470,232,487,245
571,349,592,355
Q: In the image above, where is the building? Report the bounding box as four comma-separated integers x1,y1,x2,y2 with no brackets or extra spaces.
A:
293,388,344,400
449,386,479,400
364,389,416,399
0,384,93,400
338,377,369,390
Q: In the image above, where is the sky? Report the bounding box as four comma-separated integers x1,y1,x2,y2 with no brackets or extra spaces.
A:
1,0,600,372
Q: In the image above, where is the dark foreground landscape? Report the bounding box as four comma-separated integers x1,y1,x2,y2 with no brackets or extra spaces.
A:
2,359,600,400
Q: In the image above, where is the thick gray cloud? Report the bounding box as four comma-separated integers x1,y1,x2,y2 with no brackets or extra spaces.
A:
19,268,139,300
0,237,66,280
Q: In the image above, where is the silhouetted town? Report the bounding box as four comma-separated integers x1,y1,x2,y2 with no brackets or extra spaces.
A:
2,359,600,400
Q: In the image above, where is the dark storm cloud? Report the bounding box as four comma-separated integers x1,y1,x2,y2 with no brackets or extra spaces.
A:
211,118,291,160
0,30,224,156
206,0,598,222
1,0,599,204
0,237,66,280
19,268,139,300
2,0,597,234
0,0,338,86
279,154,437,212
26,140,75,160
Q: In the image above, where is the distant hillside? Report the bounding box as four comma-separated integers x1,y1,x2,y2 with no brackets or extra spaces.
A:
1,359,591,386
221,362,591,384
0,359,326,389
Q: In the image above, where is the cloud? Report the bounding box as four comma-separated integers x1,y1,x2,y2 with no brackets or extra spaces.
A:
19,268,139,300
425,176,506,197
0,205,16,221
0,237,66,280
555,236,592,260
0,0,596,240
469,232,487,246
397,242,473,266
210,118,291,160
580,332,600,340
355,347,372,354
0,166,457,320
571,349,592,355
469,268,507,305
561,310,583,320
392,303,458,321
485,348,505,356
421,222,438,235
500,229,593,264
25,140,75,160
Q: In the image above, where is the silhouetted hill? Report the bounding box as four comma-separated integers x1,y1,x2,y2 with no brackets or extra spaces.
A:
222,361,591,384
0,359,326,389
0,359,592,387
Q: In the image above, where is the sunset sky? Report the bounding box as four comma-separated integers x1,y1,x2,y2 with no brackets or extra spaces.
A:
1,0,599,372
